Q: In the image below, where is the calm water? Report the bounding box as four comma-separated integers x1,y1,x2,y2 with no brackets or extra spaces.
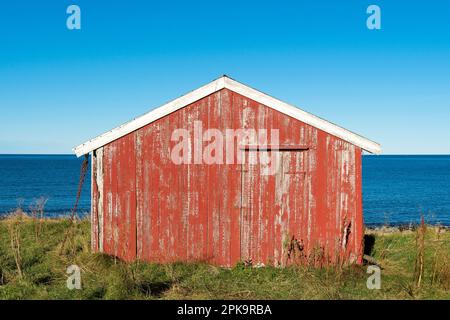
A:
363,155,450,226
0,155,449,226
0,155,91,217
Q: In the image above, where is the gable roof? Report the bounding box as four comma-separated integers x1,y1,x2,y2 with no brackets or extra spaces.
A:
73,76,381,156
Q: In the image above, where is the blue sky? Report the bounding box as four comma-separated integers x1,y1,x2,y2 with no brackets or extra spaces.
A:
0,0,449,154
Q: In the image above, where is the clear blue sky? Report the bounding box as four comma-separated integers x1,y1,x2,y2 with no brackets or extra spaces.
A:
1,0,449,154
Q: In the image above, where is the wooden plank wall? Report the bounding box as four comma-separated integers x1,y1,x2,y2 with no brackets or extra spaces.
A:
91,88,363,266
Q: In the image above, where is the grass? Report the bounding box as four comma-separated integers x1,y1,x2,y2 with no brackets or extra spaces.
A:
0,213,448,300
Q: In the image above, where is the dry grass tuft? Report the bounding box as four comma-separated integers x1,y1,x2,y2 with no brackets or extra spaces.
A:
0,214,448,300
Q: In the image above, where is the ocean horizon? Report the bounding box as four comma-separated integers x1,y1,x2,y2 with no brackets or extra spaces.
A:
0,154,449,226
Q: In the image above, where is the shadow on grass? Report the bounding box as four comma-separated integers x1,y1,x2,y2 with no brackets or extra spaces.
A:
137,280,172,297
364,234,376,257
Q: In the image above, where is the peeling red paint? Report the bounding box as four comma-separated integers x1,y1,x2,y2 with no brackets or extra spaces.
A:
91,88,364,266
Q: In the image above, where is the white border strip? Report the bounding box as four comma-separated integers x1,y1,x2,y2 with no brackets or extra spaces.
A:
73,77,226,157
73,76,381,156
224,77,382,155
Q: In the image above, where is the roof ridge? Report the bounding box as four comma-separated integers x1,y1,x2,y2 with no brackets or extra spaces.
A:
73,76,381,156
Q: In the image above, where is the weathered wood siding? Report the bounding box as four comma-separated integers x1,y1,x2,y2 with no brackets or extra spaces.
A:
91,88,363,266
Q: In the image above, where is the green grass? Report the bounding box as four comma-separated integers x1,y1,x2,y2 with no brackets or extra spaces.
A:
0,214,448,300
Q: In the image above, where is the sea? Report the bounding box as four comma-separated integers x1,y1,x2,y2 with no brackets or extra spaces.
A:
0,154,449,226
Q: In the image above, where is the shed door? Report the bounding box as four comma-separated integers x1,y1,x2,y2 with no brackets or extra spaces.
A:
240,148,308,266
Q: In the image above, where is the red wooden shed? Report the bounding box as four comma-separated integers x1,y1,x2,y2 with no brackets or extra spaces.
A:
74,76,381,267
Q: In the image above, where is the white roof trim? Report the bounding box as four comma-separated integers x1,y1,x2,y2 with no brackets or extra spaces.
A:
73,76,381,157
